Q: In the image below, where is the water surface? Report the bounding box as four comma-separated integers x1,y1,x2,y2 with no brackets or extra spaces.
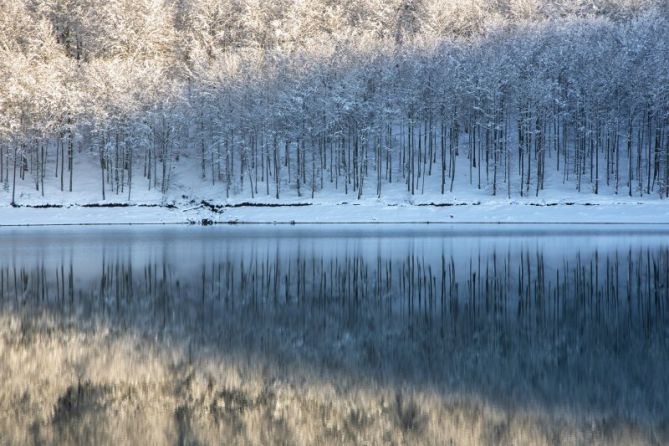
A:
0,226,667,445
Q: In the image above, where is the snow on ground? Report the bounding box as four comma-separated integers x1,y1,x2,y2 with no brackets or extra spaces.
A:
0,200,668,226
0,150,668,226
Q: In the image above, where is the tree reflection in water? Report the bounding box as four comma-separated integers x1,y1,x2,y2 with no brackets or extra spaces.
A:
0,227,667,445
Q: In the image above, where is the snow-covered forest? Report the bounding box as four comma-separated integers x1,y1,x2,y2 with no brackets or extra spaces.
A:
1,0,669,204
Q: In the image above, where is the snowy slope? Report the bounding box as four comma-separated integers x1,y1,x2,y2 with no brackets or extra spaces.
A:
1,149,668,226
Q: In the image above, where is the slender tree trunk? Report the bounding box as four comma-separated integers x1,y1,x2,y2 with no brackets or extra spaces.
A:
274,134,280,199
127,146,132,201
100,144,106,201
441,120,446,194
628,117,633,197
60,136,64,191
11,147,17,206
68,128,73,193
41,143,45,197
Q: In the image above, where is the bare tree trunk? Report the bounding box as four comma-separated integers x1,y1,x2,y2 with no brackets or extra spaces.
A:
274,134,280,199
11,147,17,206
41,143,45,197
100,140,106,201
441,120,446,194
127,146,132,201
60,136,65,192
628,117,633,197
68,128,73,193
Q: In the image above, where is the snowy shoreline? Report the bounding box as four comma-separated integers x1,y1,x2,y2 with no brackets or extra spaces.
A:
0,200,668,227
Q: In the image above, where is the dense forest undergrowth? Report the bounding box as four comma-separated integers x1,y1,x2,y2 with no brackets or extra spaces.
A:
1,0,668,205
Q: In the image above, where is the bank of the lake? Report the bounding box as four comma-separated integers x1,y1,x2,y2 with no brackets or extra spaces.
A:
0,200,668,226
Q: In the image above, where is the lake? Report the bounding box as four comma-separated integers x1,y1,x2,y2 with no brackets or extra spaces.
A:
0,226,667,445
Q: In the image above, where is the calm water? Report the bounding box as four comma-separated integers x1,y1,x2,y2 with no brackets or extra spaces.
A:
2,226,667,333
1,226,668,439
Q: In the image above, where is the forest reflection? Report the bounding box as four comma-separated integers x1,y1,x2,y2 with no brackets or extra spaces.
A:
2,230,667,335
0,228,667,445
